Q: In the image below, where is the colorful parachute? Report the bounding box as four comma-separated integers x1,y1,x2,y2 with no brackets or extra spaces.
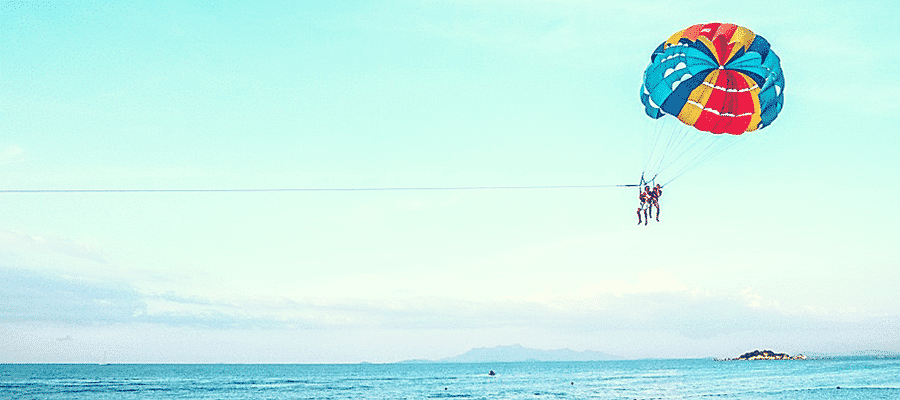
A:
638,23,784,185
641,23,784,135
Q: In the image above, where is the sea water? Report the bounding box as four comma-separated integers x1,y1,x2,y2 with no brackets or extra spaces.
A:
2,358,898,399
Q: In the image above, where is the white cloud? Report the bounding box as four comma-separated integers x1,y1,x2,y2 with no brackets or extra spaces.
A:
523,269,690,304
0,230,106,265
4,266,899,362
741,287,763,308
0,146,25,165
580,269,690,297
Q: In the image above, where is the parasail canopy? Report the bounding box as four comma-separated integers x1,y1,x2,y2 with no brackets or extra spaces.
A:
637,23,785,187
640,22,785,135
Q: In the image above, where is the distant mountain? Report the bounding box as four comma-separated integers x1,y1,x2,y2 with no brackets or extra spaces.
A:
437,344,622,363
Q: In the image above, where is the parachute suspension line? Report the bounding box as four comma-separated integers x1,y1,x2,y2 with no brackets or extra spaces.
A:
644,115,681,175
643,118,665,175
644,117,709,182
659,138,724,186
667,135,738,185
654,118,683,170
661,134,743,186
636,173,659,194
653,122,695,175
657,126,709,174
651,118,690,176
643,117,666,175
642,114,750,187
643,116,675,179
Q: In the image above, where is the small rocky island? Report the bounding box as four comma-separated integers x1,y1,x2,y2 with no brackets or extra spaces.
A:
718,349,807,361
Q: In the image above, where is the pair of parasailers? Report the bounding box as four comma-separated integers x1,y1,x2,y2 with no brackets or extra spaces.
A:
637,184,662,225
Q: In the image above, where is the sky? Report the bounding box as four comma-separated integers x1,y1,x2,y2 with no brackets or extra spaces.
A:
1,0,899,363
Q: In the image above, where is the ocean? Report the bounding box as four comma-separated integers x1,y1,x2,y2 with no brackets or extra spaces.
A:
2,357,898,399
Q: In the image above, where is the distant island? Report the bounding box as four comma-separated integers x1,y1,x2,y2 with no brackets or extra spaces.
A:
717,349,807,361
400,344,622,363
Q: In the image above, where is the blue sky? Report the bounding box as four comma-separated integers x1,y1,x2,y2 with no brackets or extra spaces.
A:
1,0,899,363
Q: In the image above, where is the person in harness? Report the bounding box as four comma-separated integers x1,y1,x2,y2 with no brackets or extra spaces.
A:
637,185,652,225
650,184,662,222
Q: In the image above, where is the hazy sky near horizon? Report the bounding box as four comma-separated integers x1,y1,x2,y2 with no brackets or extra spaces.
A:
2,0,899,363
